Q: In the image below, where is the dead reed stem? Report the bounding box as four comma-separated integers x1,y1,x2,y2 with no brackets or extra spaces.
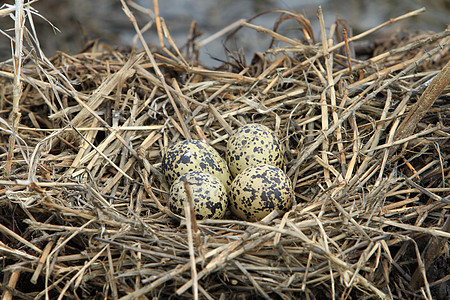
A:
6,0,25,176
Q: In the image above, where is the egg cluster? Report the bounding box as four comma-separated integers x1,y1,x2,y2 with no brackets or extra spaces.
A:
161,124,294,221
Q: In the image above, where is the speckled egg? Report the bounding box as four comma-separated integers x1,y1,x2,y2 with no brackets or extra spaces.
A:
227,124,283,177
162,139,232,190
229,164,293,221
169,171,228,219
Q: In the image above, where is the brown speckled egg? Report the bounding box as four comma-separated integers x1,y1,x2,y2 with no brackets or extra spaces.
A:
162,139,232,190
229,164,293,221
227,124,283,177
169,171,228,219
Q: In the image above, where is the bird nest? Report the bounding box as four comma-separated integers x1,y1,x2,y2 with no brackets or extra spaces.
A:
0,2,449,299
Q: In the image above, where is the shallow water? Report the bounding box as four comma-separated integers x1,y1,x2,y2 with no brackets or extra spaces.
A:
0,0,448,66
151,0,449,66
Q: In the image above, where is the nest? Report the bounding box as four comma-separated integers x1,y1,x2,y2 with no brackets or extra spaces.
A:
1,2,449,299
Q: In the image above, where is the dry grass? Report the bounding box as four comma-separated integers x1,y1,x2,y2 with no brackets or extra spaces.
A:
0,1,449,299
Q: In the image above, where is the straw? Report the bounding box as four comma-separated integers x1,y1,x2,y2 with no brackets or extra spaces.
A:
0,1,449,299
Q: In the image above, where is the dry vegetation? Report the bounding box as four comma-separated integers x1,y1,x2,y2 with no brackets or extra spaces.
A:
0,1,449,299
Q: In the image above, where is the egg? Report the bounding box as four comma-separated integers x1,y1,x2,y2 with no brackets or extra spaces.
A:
169,171,228,219
229,164,293,221
226,123,283,177
162,139,232,190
